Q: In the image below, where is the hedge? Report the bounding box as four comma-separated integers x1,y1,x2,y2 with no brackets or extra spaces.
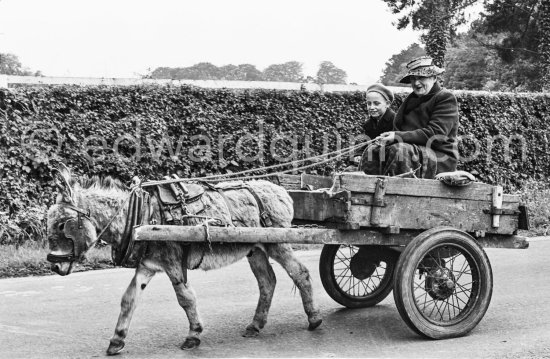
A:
1,85,549,216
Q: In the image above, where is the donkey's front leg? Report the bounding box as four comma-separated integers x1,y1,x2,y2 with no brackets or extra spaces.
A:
107,264,156,356
166,267,204,350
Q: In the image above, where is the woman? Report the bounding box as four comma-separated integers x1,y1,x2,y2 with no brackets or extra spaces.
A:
360,56,459,178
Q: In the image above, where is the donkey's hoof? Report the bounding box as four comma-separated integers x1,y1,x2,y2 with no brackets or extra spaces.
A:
181,337,201,350
106,339,125,356
242,325,260,338
308,319,323,331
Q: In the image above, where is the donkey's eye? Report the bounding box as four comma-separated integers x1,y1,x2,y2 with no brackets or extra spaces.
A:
58,223,65,231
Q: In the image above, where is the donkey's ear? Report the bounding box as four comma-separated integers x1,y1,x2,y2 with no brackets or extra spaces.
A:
53,164,74,204
56,162,71,178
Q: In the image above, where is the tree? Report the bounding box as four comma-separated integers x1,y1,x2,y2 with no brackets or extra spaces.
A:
262,61,304,82
443,31,514,90
173,62,220,80
316,61,347,84
540,0,550,91
380,43,426,85
382,0,479,66
219,64,264,81
148,67,176,79
0,53,36,75
473,0,550,91
147,63,264,81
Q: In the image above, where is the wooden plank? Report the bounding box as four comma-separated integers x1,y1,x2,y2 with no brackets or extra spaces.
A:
345,192,519,235
134,225,419,246
370,178,387,226
300,173,334,190
288,188,520,235
337,172,519,202
275,174,301,190
289,190,350,222
477,234,529,249
133,225,528,249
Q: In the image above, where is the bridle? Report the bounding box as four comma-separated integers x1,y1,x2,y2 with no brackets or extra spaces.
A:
46,203,94,263
46,190,138,264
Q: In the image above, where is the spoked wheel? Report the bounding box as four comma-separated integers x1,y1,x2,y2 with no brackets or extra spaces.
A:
393,227,493,339
320,244,399,308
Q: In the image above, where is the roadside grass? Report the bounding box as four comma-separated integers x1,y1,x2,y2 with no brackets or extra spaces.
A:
515,179,550,236
0,241,113,278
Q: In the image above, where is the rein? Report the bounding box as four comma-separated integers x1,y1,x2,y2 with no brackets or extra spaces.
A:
139,138,378,187
48,138,379,266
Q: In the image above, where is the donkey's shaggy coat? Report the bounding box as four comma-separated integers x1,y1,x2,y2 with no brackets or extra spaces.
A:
46,169,322,355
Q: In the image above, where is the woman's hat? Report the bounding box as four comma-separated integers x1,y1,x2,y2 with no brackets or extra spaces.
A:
366,83,394,103
399,56,445,84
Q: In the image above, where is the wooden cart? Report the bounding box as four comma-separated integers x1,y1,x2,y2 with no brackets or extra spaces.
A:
134,172,529,339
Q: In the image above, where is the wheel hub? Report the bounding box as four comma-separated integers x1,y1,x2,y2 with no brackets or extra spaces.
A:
350,251,380,280
425,266,456,300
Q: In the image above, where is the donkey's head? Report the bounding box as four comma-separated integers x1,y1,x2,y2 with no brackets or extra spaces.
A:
46,165,99,276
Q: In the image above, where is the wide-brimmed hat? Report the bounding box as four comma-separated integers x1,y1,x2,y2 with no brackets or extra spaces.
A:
399,56,445,84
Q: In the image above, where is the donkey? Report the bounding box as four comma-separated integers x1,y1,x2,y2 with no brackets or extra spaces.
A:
46,167,322,355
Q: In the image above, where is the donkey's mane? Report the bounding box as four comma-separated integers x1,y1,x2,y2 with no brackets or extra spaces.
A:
70,175,129,191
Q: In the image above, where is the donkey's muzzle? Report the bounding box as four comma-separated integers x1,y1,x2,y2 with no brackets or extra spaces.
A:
50,261,74,276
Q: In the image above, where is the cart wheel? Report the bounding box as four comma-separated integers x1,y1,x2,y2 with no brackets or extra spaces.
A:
393,227,493,339
319,244,399,308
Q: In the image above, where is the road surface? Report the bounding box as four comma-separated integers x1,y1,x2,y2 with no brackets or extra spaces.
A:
1,239,549,358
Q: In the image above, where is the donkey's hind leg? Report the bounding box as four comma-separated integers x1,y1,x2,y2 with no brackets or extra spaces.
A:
243,247,277,337
107,264,156,356
165,264,204,350
267,244,322,330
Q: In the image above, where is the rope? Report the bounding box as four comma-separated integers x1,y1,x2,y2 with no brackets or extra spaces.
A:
200,147,359,182
141,138,378,187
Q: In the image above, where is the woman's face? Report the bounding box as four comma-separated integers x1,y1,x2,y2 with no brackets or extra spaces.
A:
366,92,390,120
410,75,436,96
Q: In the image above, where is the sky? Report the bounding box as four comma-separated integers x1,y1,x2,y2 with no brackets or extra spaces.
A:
0,0,475,84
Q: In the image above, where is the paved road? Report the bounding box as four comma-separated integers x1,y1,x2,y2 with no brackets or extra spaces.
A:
1,240,549,359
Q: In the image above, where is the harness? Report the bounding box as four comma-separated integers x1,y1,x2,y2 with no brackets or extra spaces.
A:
113,176,273,271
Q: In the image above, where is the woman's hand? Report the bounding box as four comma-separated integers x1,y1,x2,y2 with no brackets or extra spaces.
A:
378,131,395,143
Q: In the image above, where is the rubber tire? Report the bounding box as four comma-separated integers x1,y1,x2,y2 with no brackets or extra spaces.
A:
320,244,399,308
393,227,493,339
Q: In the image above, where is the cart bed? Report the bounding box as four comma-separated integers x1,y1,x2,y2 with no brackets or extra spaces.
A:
282,172,528,236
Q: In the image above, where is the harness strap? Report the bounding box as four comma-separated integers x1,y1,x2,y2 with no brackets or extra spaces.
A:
243,184,273,227
201,182,238,226
182,245,189,284
164,175,186,223
113,190,149,267
59,203,90,218
201,182,272,228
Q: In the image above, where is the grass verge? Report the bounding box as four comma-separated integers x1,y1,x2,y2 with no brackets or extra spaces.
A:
515,179,550,236
0,242,113,278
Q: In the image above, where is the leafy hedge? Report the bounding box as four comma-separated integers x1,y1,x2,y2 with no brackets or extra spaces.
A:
1,85,549,223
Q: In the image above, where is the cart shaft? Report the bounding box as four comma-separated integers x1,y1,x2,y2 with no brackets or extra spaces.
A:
133,225,529,249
